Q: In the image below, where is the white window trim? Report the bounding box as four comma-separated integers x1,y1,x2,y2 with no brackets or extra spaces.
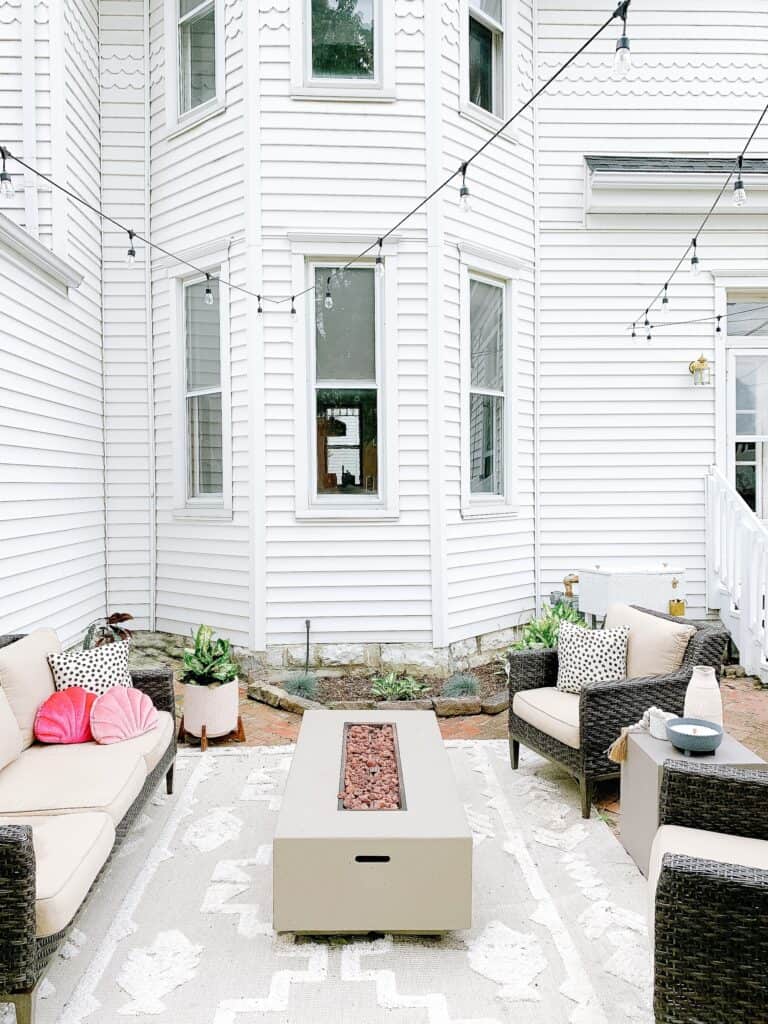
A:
290,234,400,521
169,249,232,519
459,0,518,134
290,0,395,101
459,246,520,519
164,0,225,137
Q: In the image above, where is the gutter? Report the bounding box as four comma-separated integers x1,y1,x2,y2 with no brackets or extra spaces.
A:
144,0,157,630
532,0,542,615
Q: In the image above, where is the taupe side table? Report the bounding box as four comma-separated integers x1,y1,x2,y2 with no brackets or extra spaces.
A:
620,731,765,876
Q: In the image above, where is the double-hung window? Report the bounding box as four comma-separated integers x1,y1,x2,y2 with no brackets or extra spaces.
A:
312,265,379,499
177,0,217,116
309,0,377,82
469,276,506,497
468,0,504,116
184,277,223,500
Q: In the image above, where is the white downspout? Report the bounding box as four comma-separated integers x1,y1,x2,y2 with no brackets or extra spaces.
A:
21,1,39,238
144,0,157,630
532,0,543,616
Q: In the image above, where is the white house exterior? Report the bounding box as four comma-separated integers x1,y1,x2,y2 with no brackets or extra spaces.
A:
2,0,767,671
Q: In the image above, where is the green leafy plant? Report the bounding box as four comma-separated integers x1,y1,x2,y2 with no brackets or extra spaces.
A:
510,601,587,652
83,612,134,650
182,624,238,687
284,673,318,699
441,672,479,698
371,672,428,702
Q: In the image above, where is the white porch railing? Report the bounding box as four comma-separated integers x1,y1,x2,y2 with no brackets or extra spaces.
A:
706,466,768,682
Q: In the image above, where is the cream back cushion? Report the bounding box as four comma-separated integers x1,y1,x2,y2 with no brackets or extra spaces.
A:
604,604,696,679
0,630,60,748
0,689,23,770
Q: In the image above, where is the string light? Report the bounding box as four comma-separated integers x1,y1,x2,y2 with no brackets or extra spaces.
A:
631,322,637,338
126,230,136,265
375,238,384,279
204,273,214,306
733,155,747,207
0,147,12,200
613,0,631,78
716,315,722,333
661,283,669,316
644,310,650,330
290,297,297,317
690,237,701,277
257,295,263,314
459,164,471,213
324,276,334,310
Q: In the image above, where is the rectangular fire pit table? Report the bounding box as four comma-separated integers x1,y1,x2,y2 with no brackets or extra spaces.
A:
273,710,472,934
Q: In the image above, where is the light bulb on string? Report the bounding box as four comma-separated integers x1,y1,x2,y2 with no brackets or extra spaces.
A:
733,155,747,207
459,163,471,213
126,230,136,265
0,147,13,201
324,276,334,310
204,273,214,306
375,238,384,279
690,237,701,277
643,310,650,331
613,0,631,78
716,315,722,334
661,283,669,316
290,296,297,318
631,322,637,339
257,295,263,315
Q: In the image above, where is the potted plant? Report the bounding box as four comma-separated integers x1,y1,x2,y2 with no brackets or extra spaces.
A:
181,625,240,746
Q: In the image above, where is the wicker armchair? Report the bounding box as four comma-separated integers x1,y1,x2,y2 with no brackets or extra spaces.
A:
0,634,176,1024
653,761,768,1024
507,607,728,817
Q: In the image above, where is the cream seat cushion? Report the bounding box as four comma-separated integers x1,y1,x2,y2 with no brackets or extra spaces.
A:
0,629,60,748
512,687,580,749
604,603,696,679
1,812,115,937
0,689,23,771
0,742,146,824
99,710,173,772
648,824,768,932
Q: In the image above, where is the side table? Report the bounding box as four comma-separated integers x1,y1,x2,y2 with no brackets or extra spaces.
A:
620,730,765,876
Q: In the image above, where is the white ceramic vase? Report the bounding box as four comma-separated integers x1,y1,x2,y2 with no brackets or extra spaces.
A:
683,665,723,725
183,678,239,738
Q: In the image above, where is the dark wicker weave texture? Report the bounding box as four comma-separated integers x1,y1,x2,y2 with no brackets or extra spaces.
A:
654,763,768,1024
0,636,176,1013
507,607,728,817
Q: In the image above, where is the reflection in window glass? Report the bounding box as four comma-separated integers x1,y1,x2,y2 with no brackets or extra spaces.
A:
311,0,375,80
179,2,216,114
727,300,768,336
316,389,377,494
469,17,493,112
469,278,505,496
315,268,375,380
185,277,222,498
735,356,768,436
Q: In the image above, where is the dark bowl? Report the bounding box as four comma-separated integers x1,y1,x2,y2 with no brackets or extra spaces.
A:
666,717,724,756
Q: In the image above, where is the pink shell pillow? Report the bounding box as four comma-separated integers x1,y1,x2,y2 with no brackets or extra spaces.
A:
90,686,158,745
34,687,97,744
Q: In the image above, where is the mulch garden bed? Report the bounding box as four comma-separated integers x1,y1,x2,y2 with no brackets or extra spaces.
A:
315,661,505,704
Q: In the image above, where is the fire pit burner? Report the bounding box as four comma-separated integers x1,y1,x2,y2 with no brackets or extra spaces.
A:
339,723,405,810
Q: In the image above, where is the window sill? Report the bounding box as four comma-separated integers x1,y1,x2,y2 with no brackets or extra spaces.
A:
295,505,400,523
166,98,226,141
172,505,233,521
458,102,517,141
460,502,519,521
291,86,396,103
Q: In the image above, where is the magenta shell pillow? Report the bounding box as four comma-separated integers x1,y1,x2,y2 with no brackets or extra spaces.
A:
34,687,97,745
90,686,158,745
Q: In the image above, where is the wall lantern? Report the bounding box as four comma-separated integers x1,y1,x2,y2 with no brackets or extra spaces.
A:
688,354,712,386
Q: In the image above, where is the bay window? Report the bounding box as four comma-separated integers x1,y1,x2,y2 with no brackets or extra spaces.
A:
468,0,504,116
309,0,376,81
184,277,223,499
177,0,217,115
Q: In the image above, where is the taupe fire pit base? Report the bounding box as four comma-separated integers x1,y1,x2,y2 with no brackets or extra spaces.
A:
273,710,472,934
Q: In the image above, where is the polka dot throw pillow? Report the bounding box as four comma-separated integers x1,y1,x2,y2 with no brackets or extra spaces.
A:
47,640,132,697
556,620,630,695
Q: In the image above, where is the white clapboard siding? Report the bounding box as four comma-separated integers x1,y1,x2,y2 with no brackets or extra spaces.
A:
0,0,104,646
536,0,768,616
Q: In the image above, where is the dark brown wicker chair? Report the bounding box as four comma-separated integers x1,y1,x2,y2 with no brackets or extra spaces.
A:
0,634,176,1024
507,607,728,817
654,760,768,1024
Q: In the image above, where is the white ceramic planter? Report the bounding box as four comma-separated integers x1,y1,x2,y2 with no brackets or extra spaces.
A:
183,678,239,738
683,665,723,725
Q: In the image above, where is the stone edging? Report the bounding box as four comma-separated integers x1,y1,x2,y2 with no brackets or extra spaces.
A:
247,682,509,718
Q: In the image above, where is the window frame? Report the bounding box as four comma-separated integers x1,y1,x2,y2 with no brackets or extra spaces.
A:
290,235,400,521
165,0,225,136
169,252,232,519
459,252,519,518
291,0,395,101
460,0,516,131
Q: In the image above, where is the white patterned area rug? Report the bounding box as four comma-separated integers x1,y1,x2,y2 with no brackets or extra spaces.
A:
18,741,653,1024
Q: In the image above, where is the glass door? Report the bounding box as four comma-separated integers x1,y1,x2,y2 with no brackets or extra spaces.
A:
727,349,768,517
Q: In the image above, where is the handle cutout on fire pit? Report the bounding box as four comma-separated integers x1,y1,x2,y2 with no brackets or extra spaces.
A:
355,855,391,863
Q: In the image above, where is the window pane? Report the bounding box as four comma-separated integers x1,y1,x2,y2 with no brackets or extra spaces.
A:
179,5,216,113
735,355,768,436
469,394,503,495
470,279,504,390
469,16,493,112
186,279,220,391
187,392,223,495
735,462,757,511
472,0,502,23
311,0,374,80
316,388,377,495
736,441,756,463
315,268,375,381
727,300,768,336
179,0,206,16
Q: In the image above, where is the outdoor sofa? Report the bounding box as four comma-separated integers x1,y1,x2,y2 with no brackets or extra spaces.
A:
0,631,176,1024
652,760,768,1023
507,606,728,816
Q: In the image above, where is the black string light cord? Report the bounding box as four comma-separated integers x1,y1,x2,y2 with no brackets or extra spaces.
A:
631,97,768,335
0,2,629,311
639,300,768,334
